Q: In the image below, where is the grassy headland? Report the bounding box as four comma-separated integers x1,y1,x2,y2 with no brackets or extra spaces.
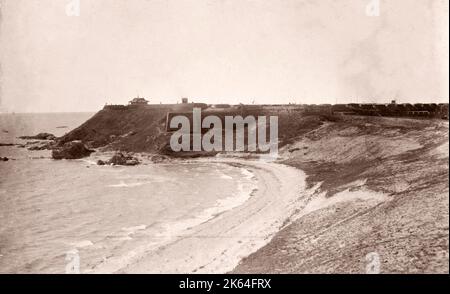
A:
60,106,449,273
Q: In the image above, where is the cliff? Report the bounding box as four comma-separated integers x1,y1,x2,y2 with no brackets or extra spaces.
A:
58,105,336,154
59,101,448,155
58,107,172,152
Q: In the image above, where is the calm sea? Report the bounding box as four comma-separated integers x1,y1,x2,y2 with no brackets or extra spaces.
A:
0,113,256,273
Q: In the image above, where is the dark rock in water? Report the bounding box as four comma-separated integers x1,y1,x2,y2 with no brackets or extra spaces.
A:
30,156,46,160
28,145,47,151
19,133,57,140
24,139,58,151
104,152,140,166
109,153,128,165
1,157,9,161
125,158,140,166
27,141,56,151
52,141,95,160
150,154,169,163
0,143,18,147
97,160,106,166
27,145,42,151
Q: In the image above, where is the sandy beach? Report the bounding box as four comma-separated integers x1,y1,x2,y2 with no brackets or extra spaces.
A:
86,159,306,274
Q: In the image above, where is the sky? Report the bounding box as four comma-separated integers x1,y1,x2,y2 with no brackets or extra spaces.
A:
0,0,448,112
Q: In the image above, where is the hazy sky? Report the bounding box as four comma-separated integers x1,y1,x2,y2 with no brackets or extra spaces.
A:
0,0,448,112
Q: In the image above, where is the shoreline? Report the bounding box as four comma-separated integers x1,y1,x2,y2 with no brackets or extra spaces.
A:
2,114,448,273
1,145,305,273
99,158,307,274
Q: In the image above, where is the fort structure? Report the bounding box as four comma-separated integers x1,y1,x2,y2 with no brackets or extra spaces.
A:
128,97,149,106
104,97,208,112
103,97,449,123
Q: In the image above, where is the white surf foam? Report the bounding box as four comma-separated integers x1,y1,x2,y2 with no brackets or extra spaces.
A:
107,181,148,188
220,174,233,180
70,240,93,248
79,159,97,165
89,167,258,274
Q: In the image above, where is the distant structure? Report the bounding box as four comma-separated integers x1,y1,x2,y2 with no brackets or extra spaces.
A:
103,95,448,120
128,97,149,106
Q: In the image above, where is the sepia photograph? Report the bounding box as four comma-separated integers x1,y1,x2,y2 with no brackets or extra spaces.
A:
0,0,448,281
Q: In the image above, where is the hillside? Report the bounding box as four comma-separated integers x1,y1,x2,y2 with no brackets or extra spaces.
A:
58,107,171,152
232,116,449,273
58,106,333,154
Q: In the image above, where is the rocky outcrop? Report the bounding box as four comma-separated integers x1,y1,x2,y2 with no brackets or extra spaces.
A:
26,140,57,151
97,152,140,166
0,157,9,161
19,133,56,140
0,143,19,147
52,141,94,160
28,145,51,151
150,154,170,163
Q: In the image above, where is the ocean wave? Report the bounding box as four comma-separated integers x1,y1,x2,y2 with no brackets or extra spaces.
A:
116,174,174,183
122,225,147,235
219,174,233,180
107,181,149,188
70,240,94,248
79,159,97,165
159,167,258,238
241,168,255,180
89,165,258,273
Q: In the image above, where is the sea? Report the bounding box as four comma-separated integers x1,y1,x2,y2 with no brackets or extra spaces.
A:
0,113,257,273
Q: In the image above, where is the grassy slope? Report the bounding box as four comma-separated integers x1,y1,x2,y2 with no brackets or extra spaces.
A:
232,116,449,273
59,107,171,152
59,107,329,154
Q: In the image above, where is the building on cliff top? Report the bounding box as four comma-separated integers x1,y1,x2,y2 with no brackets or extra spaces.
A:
128,97,149,105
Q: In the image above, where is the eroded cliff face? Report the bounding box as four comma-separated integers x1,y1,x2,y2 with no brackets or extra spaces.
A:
232,117,449,273
58,107,172,152
57,107,333,155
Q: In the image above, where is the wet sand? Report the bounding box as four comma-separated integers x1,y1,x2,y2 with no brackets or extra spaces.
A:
106,160,306,274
